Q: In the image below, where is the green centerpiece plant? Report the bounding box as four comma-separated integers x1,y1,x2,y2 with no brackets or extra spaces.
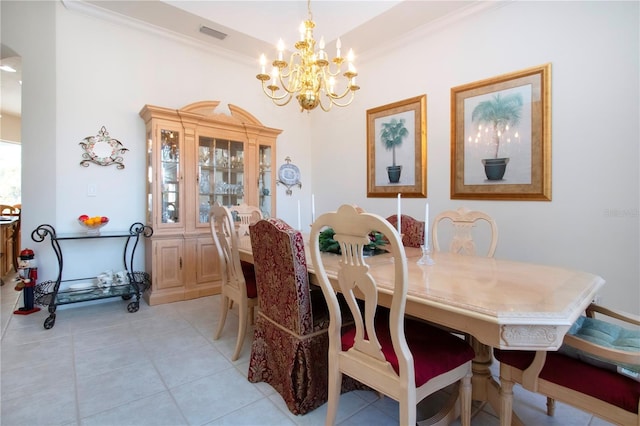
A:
318,228,387,255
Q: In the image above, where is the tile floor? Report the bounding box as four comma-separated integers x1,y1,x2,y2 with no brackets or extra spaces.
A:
1,272,614,426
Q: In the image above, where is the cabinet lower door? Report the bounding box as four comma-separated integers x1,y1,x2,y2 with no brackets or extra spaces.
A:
184,236,221,299
145,238,185,305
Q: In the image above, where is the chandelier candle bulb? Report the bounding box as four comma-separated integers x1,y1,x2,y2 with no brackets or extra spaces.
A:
336,38,341,58
277,39,285,61
311,194,316,223
319,37,326,60
260,54,266,75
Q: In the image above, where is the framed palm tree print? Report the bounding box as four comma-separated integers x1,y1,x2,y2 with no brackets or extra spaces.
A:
367,95,427,198
451,64,551,200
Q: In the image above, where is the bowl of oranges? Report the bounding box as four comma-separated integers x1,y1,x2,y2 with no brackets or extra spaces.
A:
78,214,109,234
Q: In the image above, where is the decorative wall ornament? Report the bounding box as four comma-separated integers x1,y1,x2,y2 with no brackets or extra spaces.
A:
79,126,128,169
276,157,302,195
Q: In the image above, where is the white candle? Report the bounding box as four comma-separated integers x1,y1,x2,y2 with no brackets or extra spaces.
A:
297,200,301,230
397,193,402,234
424,202,429,248
311,194,316,223
259,54,266,74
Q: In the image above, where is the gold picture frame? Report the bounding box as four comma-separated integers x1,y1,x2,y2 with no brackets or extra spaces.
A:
451,64,551,200
367,95,427,198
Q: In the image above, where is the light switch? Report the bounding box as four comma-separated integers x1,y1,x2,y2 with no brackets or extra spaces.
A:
87,184,97,197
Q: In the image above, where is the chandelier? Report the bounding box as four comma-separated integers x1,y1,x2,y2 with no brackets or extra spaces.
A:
256,0,359,112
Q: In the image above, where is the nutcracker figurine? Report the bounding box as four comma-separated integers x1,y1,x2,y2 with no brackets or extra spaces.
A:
14,248,41,315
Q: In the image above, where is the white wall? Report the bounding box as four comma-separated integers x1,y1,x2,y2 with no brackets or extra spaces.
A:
3,1,638,314
1,0,57,271
311,1,639,314
3,0,311,279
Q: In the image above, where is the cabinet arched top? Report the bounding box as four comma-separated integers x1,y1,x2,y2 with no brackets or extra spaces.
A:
179,101,261,125
140,100,282,138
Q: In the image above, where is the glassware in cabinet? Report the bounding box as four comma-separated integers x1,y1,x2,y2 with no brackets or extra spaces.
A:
160,129,181,224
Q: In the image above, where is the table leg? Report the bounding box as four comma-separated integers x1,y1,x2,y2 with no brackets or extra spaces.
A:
469,337,524,426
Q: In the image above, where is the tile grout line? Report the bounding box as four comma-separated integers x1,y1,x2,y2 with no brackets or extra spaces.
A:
1,273,21,341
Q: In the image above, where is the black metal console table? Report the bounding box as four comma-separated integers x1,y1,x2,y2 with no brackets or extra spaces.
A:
32,222,153,329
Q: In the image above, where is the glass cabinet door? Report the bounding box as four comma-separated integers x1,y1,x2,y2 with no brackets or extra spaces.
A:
160,129,181,224
198,137,245,225
258,144,272,218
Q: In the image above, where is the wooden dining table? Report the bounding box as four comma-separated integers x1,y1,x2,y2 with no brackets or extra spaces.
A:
237,235,605,423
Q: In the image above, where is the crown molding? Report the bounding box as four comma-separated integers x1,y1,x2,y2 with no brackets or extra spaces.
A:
60,0,260,67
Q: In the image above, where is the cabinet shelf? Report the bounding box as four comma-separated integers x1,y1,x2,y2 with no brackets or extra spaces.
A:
200,165,245,173
35,273,150,306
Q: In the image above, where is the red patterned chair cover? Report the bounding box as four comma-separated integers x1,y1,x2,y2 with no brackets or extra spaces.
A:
385,214,425,248
247,218,333,414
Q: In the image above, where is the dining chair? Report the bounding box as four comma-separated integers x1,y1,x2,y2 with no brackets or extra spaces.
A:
210,202,258,361
0,204,19,217
494,303,639,426
230,203,263,237
310,204,475,426
385,214,425,248
432,207,498,257
11,204,21,271
247,217,334,414
0,204,20,278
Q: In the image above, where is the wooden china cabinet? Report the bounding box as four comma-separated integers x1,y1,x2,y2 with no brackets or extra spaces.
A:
139,101,281,305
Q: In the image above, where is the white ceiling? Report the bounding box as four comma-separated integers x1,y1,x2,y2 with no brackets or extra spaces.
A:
1,0,482,118
163,0,404,46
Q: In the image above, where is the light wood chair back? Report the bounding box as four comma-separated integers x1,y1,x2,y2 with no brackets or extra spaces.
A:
210,202,257,361
310,204,474,426
495,303,640,426
0,205,19,216
433,207,498,257
0,204,21,272
230,203,263,237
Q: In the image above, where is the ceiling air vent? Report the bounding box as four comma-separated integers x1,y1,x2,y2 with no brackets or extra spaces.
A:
199,25,227,40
